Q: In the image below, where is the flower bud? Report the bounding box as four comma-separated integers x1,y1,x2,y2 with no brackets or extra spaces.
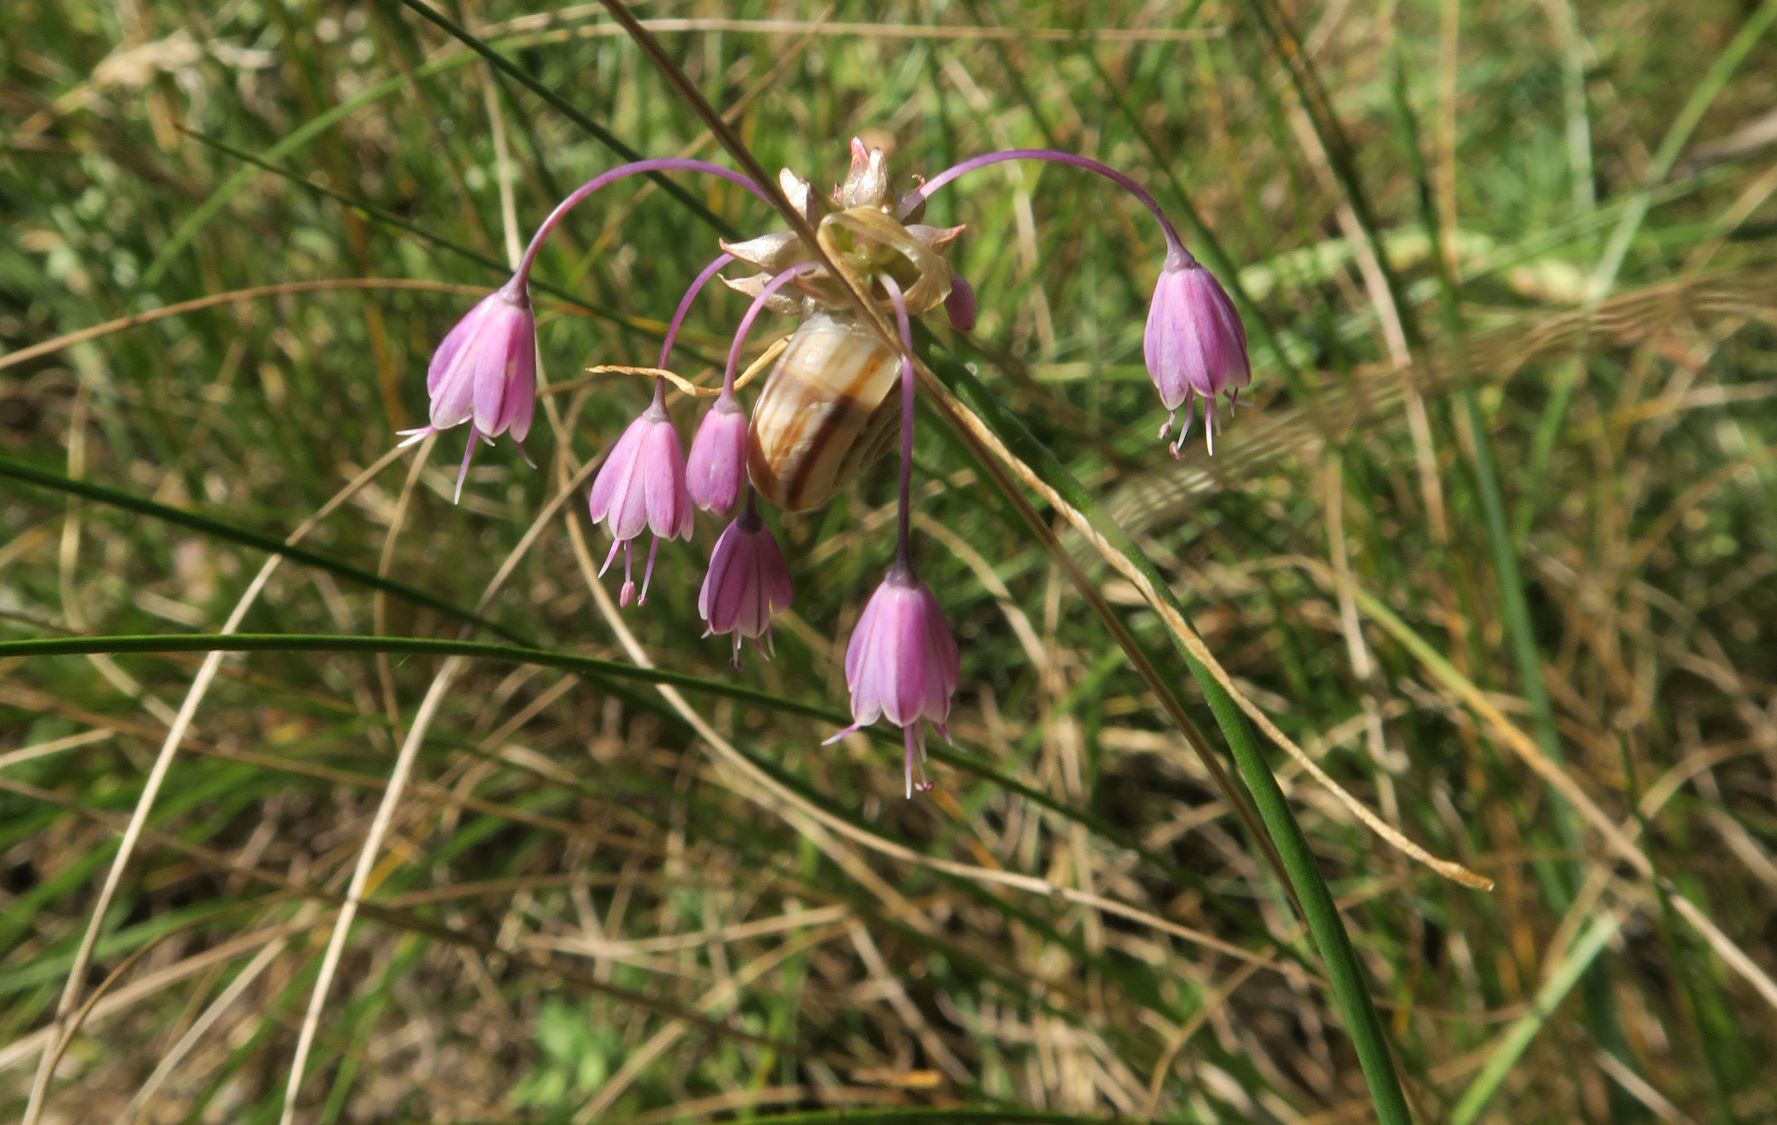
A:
944,275,978,332
686,393,749,515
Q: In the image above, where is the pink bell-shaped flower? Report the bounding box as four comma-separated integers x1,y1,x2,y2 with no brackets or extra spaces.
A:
685,391,749,515
824,561,960,798
399,281,537,501
587,389,694,607
1143,261,1250,458
698,503,793,667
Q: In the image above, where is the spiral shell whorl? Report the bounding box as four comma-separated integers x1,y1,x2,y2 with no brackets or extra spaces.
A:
747,310,902,512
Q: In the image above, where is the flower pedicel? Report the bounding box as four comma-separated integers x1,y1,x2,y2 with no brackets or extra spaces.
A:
407,139,1252,795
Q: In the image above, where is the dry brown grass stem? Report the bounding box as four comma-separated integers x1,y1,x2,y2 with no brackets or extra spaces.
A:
0,279,489,373
473,8,1223,46
1281,555,1777,1010
19,443,408,1125
582,333,786,398
915,367,1494,889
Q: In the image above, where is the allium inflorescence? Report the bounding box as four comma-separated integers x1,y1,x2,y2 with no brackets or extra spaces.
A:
406,139,1250,797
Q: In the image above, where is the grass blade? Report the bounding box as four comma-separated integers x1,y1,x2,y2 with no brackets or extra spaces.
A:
1451,912,1625,1124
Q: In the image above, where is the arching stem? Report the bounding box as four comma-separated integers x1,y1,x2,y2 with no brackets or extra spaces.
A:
659,252,735,369
910,148,1194,269
514,159,772,285
722,262,815,397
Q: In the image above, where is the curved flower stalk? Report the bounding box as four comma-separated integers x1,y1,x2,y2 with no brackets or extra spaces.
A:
409,138,1250,795
686,263,816,515
404,159,773,503
901,146,1250,456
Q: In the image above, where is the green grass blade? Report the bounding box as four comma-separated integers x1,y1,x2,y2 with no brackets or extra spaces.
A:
936,354,1416,1125
0,456,530,645
1587,0,1777,298
1451,912,1624,1125
394,0,735,239
1383,41,1640,1119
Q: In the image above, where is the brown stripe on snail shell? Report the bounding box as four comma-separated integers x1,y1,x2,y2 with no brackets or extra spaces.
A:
747,309,902,512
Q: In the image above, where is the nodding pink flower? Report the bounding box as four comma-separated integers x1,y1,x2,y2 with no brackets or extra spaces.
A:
908,146,1252,457
685,392,749,515
1144,261,1250,458
587,384,694,607
824,562,960,799
698,502,793,667
944,275,978,332
398,282,537,502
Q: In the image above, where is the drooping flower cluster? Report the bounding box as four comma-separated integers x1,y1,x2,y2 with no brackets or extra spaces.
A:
404,139,1250,797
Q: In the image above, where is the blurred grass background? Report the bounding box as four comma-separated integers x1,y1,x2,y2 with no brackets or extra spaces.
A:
5,0,1777,1121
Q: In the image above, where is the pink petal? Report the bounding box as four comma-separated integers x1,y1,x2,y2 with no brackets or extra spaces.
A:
638,414,688,540
426,297,487,397
698,519,742,623
888,588,932,727
588,413,650,532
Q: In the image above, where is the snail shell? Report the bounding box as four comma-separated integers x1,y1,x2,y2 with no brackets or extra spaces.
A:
747,309,901,512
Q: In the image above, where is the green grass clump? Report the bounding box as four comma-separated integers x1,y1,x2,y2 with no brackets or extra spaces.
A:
4,2,1777,1121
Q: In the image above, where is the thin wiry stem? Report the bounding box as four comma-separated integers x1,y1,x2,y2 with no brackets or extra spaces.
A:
878,273,917,570
912,148,1193,268
514,158,770,284
723,263,814,396
659,252,736,369
277,657,466,1125
275,455,607,1121
0,279,485,374
279,85,611,1117
18,444,409,1125
588,0,886,345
